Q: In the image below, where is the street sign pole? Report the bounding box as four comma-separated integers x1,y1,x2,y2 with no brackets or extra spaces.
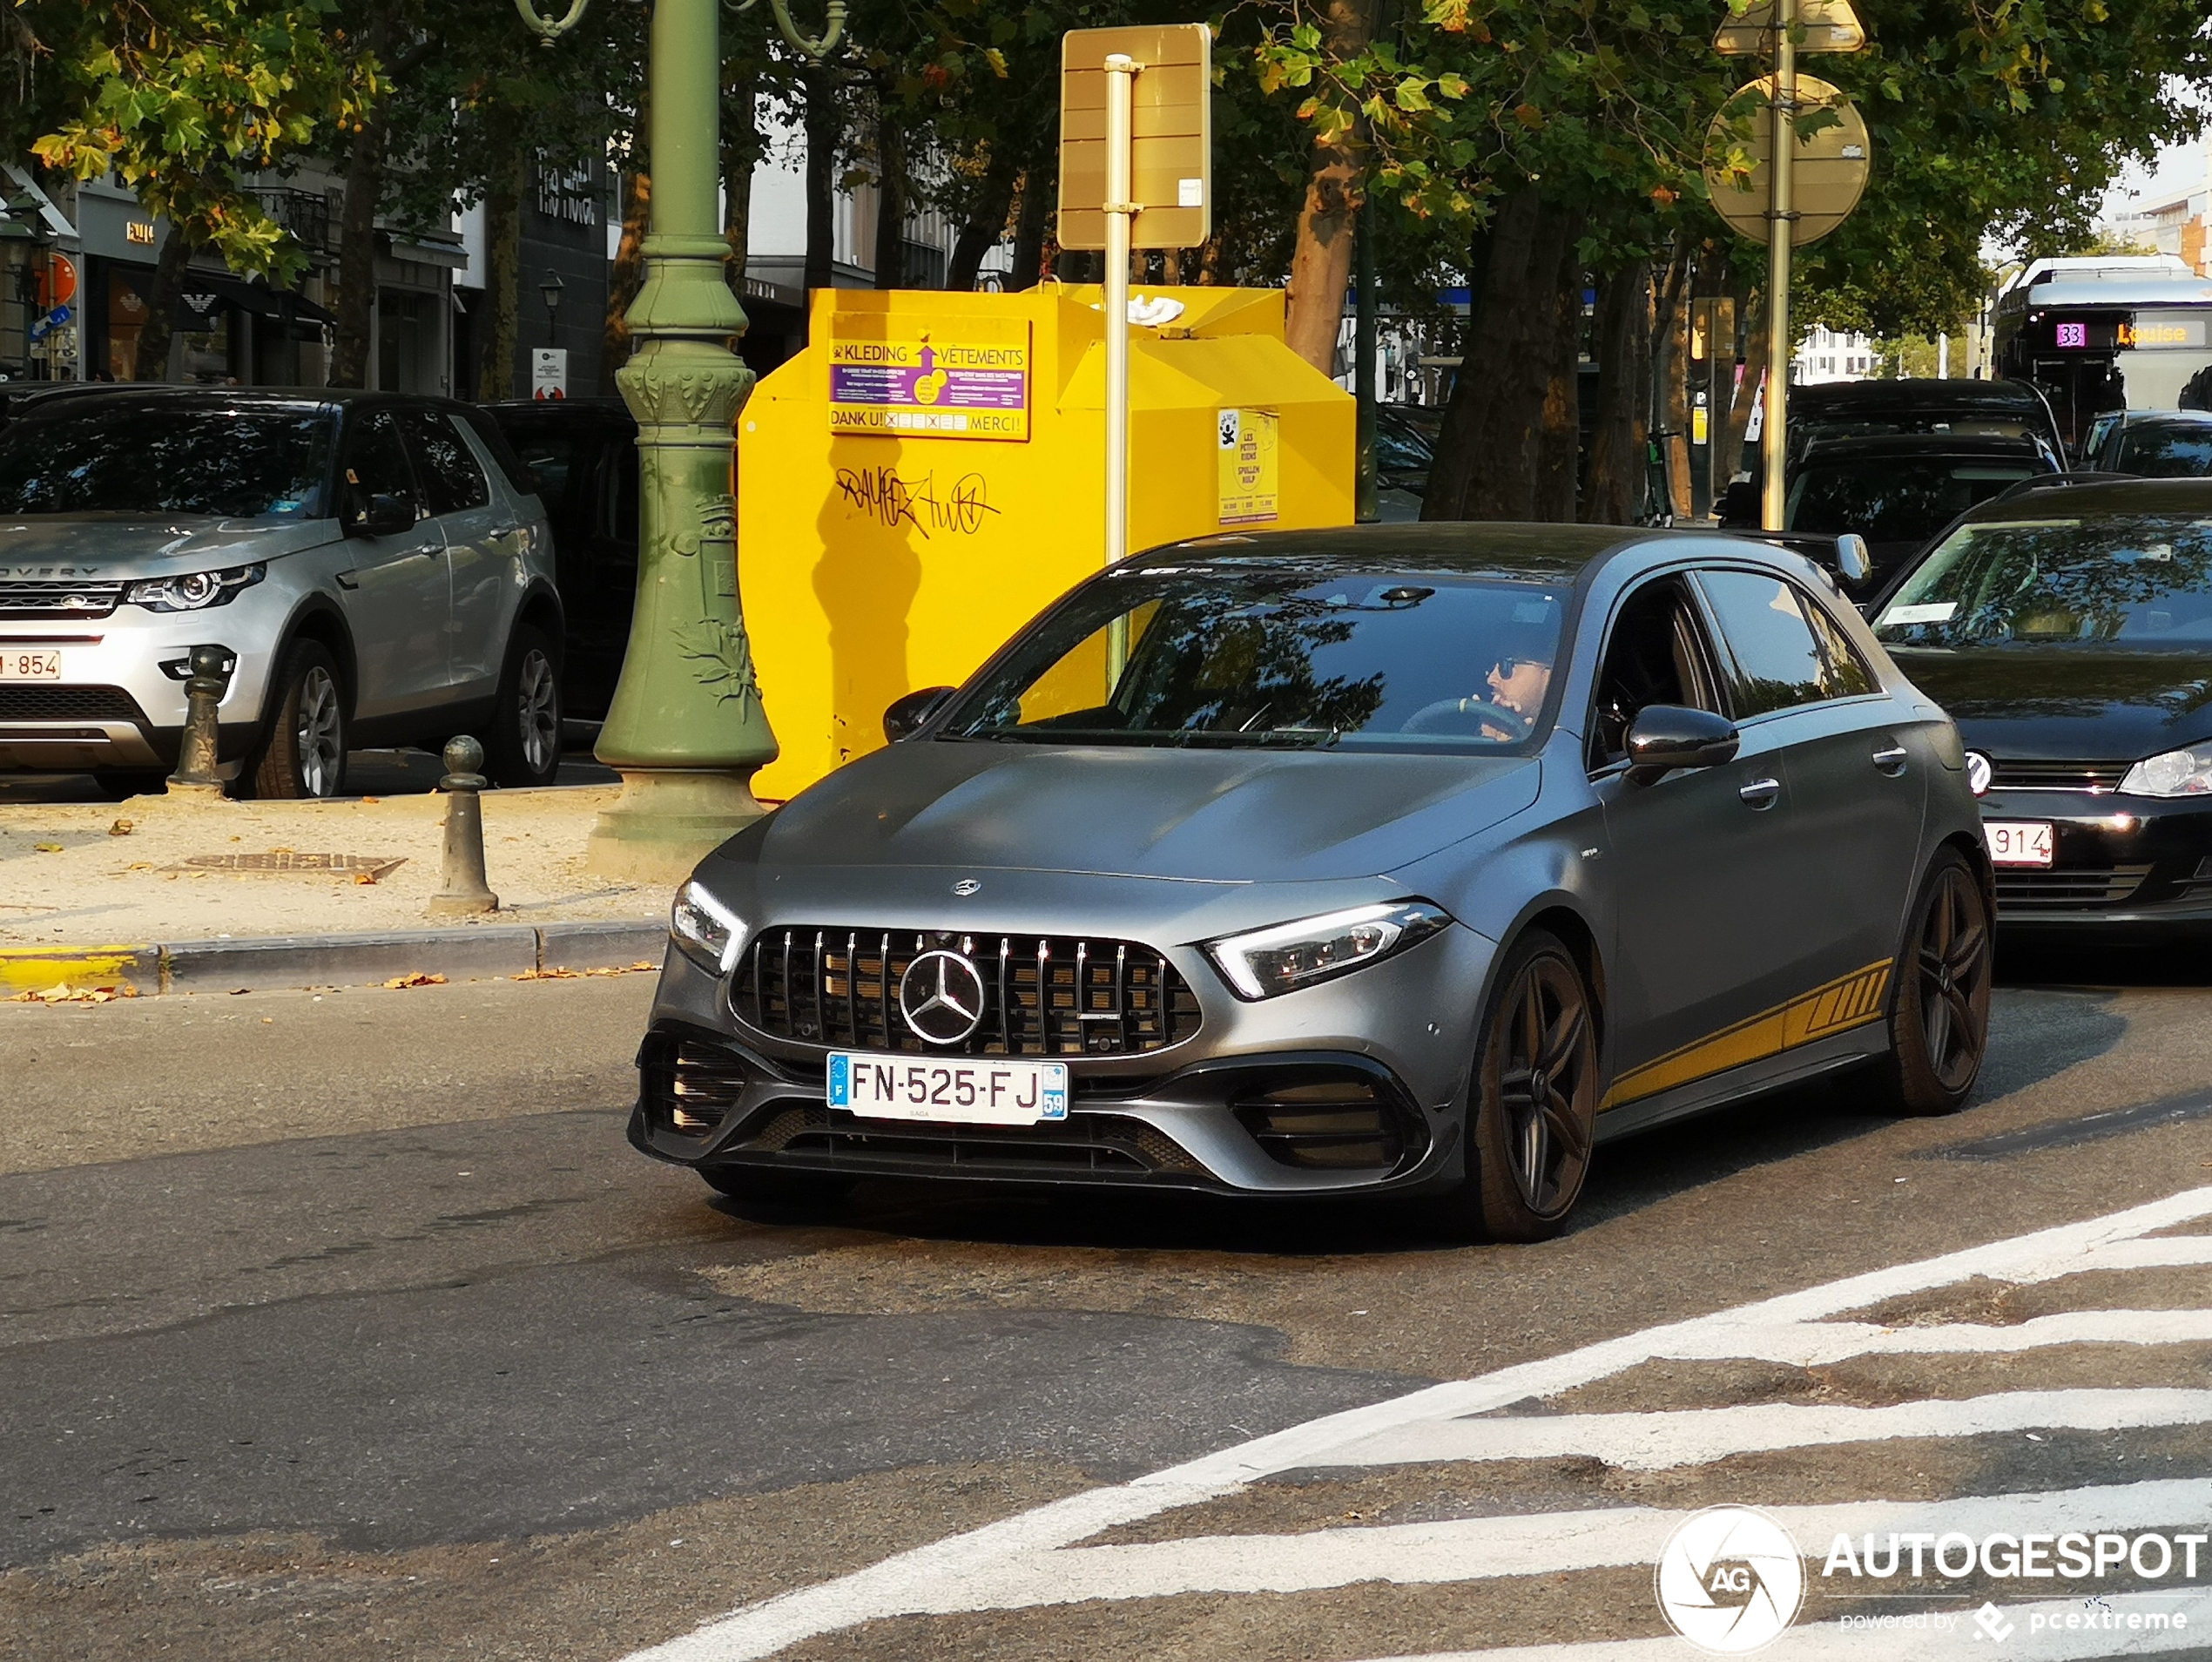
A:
1103,52,1136,571
1761,0,1797,533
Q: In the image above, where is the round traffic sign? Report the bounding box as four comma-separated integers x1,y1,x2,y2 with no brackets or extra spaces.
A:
1703,75,1870,246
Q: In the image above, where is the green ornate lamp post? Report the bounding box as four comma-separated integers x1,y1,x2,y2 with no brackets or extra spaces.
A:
515,0,842,879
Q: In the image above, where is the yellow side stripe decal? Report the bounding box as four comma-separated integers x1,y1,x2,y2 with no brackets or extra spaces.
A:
1599,959,1893,1111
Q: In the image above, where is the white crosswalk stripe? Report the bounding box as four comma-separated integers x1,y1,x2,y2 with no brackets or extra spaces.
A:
626,1185,2212,1662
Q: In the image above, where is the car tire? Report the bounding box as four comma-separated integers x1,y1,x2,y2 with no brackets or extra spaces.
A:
486,622,562,789
698,1165,855,1206
1870,848,1992,1116
1448,928,1600,1242
245,640,347,800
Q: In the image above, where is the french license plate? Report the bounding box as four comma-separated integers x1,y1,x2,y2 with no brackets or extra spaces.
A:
829,1051,1069,1125
1986,821,2054,868
0,650,61,681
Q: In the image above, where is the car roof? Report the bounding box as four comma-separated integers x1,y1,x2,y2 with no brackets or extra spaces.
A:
1792,379,2048,416
5,383,462,420
1132,522,1744,585
1797,434,2051,462
1959,476,2212,524
2112,409,2212,429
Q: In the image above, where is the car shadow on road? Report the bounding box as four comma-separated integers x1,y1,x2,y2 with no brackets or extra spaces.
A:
711,984,2132,1256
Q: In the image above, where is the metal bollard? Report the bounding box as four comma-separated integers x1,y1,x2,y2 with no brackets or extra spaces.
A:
166,645,235,796
427,735,500,916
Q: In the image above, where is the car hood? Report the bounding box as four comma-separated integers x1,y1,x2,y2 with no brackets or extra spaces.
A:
0,513,338,578
1893,645,2212,760
751,740,1543,884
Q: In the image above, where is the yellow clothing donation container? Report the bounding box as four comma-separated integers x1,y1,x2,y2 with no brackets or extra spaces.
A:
736,283,1354,801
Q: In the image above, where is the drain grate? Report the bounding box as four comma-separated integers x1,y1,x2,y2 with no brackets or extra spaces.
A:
175,852,408,880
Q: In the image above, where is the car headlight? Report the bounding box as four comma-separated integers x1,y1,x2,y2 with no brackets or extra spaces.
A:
2121,745,2212,798
670,880,747,974
122,564,266,612
1204,901,1452,1001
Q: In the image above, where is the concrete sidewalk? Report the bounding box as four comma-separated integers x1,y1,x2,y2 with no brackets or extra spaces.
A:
0,782,674,997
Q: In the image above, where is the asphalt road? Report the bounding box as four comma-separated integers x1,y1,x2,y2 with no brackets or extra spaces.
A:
5,948,2212,1660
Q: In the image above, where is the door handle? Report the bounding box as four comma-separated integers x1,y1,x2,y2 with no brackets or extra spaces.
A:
1872,742,1909,776
406,544,442,558
1738,776,1781,809
334,571,359,591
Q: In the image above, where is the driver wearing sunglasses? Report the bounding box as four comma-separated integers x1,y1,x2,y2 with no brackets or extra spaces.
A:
1479,641,1554,740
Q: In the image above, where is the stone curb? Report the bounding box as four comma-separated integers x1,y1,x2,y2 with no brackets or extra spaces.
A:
0,920,666,997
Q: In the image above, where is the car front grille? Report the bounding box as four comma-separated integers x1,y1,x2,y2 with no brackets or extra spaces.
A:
1994,865,2153,909
0,581,124,619
732,926,1203,1057
0,685,146,723
1988,759,2130,793
730,1102,1209,1178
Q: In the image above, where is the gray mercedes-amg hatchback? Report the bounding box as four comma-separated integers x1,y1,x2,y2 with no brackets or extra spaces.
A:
633,524,1991,1239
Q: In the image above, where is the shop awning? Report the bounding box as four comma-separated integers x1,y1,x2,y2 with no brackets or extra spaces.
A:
174,274,336,327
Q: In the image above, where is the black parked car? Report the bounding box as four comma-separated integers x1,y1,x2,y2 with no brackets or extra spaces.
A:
485,398,639,721
1872,477,2212,927
2081,409,2212,478
1723,434,2060,593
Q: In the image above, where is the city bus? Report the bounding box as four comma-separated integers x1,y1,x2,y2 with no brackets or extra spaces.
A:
1992,254,2212,455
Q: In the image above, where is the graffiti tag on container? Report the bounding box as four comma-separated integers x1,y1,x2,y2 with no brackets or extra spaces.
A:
834,467,1000,538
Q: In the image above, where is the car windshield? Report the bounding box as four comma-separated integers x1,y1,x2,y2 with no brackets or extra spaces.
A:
2115,425,2212,477
1787,456,2040,544
941,564,1568,752
1873,517,2212,646
0,404,335,517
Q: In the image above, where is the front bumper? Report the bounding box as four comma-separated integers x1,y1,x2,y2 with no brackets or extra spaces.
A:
0,595,284,773
629,919,1499,1196
1980,787,2212,924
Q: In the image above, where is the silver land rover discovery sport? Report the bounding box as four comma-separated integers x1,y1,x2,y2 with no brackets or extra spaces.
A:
0,386,562,797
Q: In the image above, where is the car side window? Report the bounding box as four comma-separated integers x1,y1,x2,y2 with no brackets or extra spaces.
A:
1696,569,1831,718
402,409,490,516
340,409,421,520
1800,593,1878,698
1588,575,1725,769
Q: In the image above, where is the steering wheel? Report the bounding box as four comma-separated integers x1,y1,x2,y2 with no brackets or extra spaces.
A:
1402,696,1531,740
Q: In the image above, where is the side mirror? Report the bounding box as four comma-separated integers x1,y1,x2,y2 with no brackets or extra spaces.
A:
346,491,415,538
883,685,955,743
1834,533,1872,586
1626,705,1740,784
1717,480,1761,528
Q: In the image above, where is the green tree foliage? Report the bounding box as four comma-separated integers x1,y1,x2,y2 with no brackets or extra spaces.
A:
13,0,378,280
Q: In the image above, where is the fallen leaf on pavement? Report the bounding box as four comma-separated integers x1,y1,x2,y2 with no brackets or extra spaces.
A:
382,972,448,989
512,967,582,981
109,820,133,837
10,982,138,1004
32,842,62,853
354,872,377,885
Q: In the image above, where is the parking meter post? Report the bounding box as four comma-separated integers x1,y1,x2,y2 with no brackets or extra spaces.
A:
1103,51,1136,682
166,644,233,796
1760,0,1797,533
582,0,778,882
428,735,500,917
1355,205,1378,524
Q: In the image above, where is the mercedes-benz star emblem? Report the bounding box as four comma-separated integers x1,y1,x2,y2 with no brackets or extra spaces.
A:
952,878,981,896
899,950,987,1045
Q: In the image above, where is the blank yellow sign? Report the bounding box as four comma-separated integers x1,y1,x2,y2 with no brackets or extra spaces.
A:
1057,24,1211,252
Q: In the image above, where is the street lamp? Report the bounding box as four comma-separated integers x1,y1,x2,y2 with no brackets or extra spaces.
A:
511,0,842,878
539,269,563,348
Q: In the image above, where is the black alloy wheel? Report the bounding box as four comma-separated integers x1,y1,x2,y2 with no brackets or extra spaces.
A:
1456,928,1599,1241
1872,848,1992,1115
